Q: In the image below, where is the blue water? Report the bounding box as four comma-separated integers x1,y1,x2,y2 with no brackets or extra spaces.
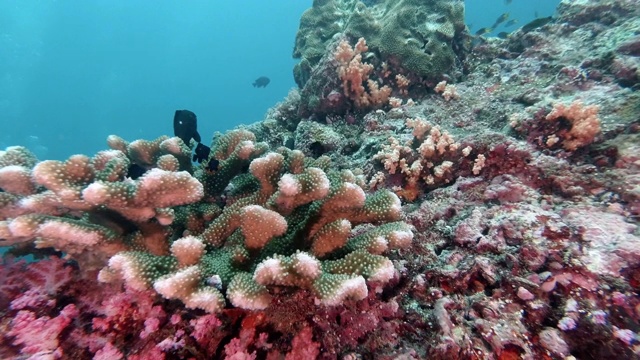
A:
465,0,558,36
0,0,558,161
0,1,311,160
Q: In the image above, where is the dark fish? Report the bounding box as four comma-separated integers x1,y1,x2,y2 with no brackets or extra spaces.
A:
475,27,493,36
521,16,553,33
253,76,270,88
193,142,211,163
505,0,512,4
504,19,519,28
193,142,219,173
173,109,201,144
492,13,510,29
497,32,510,39
206,158,220,172
172,109,220,169
127,163,147,179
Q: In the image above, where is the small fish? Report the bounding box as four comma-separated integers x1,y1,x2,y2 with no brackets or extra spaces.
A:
193,142,211,164
497,32,510,39
173,109,201,144
504,19,519,28
475,27,494,36
253,76,270,88
194,142,219,173
206,158,220,173
172,109,220,170
521,16,553,33
504,0,512,4
492,13,510,29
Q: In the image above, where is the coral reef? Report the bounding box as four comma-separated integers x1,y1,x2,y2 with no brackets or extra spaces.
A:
292,0,469,122
2,0,640,358
0,138,202,268
101,130,413,313
293,0,468,87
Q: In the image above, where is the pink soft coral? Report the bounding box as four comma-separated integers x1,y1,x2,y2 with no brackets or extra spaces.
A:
8,304,79,357
0,257,28,306
10,288,56,310
285,327,320,360
23,256,74,295
94,342,124,360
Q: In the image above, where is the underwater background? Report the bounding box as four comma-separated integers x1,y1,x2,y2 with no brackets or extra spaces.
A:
0,0,640,360
0,0,558,160
2,0,640,358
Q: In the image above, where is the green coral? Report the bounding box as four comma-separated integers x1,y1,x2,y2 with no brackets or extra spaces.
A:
372,0,465,77
293,0,468,86
198,129,268,197
0,146,38,168
104,130,413,312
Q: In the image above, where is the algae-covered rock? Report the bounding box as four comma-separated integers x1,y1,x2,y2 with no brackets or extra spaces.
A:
372,0,466,77
293,0,468,87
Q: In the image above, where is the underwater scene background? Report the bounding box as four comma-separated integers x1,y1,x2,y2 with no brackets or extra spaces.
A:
2,0,640,359
0,0,557,160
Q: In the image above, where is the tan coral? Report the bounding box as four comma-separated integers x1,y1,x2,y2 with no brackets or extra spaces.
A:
546,100,601,151
335,37,391,109
373,118,487,201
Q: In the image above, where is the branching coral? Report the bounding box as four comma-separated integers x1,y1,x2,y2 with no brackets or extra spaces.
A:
101,130,413,313
371,117,485,201
512,100,602,152
335,37,392,109
545,100,601,151
1,128,414,315
0,136,203,267
434,80,460,102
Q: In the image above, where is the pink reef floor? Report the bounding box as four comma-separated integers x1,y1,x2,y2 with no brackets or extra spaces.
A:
1,0,640,359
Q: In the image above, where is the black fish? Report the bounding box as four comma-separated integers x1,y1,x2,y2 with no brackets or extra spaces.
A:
207,158,220,172
522,16,553,33
253,76,270,88
173,109,201,144
172,109,220,170
193,142,211,164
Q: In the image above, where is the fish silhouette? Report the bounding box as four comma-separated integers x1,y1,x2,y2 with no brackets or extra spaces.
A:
193,142,211,164
172,109,218,172
206,158,220,172
194,143,218,172
253,76,270,88
173,109,201,144
522,16,553,33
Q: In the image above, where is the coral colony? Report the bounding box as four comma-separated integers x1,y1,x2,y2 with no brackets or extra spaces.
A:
1,0,639,359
